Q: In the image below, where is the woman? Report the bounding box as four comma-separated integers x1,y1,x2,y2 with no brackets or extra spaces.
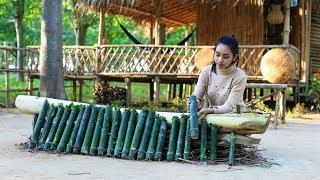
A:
194,35,247,120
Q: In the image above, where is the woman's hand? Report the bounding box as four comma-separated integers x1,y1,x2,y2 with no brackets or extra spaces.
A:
198,108,214,121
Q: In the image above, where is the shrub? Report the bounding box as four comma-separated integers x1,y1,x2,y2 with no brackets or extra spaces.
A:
307,77,320,112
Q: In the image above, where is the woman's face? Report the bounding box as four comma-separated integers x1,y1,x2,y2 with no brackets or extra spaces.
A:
214,44,236,69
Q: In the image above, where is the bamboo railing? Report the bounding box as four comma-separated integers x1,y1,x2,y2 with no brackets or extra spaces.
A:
26,44,301,79
0,43,28,107
0,43,301,108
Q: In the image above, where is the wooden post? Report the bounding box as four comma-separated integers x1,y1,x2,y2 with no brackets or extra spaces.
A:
155,0,163,45
243,88,247,101
179,83,183,98
153,76,160,105
150,17,155,44
305,0,312,84
98,9,106,45
283,0,291,44
270,89,274,101
273,90,280,129
79,80,83,102
248,88,252,102
279,89,286,124
167,83,172,101
173,84,177,99
259,88,264,97
72,80,77,101
28,77,33,96
125,78,131,106
185,27,192,46
183,84,187,99
300,0,306,83
150,82,154,102
4,42,10,107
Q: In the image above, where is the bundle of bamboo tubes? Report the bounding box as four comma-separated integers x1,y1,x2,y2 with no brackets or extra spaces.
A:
16,95,271,165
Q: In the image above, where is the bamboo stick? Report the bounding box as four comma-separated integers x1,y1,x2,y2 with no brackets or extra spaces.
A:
4,42,10,107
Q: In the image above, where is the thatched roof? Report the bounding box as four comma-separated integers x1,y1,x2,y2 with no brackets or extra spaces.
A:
77,0,242,27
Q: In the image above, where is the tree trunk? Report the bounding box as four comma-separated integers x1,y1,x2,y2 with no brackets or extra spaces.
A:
74,24,89,46
14,0,25,81
39,0,67,100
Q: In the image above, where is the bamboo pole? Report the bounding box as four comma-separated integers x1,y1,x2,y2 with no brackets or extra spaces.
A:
155,0,162,45
150,17,155,44
4,42,10,107
125,78,131,106
79,80,83,102
273,90,280,129
283,0,291,44
299,0,307,82
279,89,286,124
150,82,154,102
98,9,105,45
72,80,77,101
28,77,33,96
153,76,160,105
305,0,312,83
179,83,183,98
167,83,172,101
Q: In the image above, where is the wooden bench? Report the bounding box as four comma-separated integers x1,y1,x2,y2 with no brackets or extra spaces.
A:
245,83,287,129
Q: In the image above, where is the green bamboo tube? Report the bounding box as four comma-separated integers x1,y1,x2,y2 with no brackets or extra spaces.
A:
29,100,49,149
73,105,92,154
32,91,41,132
107,108,122,156
145,115,161,160
183,117,191,160
166,116,180,161
81,107,100,154
228,132,236,165
32,114,39,132
43,106,64,150
97,105,112,156
210,125,218,161
121,109,138,159
66,108,84,153
175,115,187,161
200,120,207,163
37,105,57,148
114,108,130,157
189,95,199,139
89,108,105,155
154,120,168,161
137,109,155,160
129,108,148,159
51,106,71,150
56,106,80,153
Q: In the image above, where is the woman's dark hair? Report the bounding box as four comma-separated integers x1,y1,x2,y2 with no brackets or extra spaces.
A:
211,34,239,73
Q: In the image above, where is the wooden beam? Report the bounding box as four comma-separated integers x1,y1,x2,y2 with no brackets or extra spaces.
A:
153,76,160,105
283,0,291,44
155,0,162,45
301,0,306,82
219,134,261,147
110,4,186,26
98,9,105,45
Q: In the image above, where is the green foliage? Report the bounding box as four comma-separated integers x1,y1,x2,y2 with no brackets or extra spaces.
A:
307,77,320,112
171,97,187,113
251,101,273,113
287,103,306,118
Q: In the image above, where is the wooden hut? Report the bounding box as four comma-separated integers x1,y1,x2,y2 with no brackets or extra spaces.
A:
26,0,320,106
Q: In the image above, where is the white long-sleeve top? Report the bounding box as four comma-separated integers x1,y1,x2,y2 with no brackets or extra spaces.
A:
193,64,247,114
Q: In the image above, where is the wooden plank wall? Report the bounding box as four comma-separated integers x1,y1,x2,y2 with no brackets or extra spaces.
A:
196,0,265,45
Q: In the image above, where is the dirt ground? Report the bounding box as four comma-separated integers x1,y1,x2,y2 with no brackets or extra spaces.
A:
0,111,320,180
